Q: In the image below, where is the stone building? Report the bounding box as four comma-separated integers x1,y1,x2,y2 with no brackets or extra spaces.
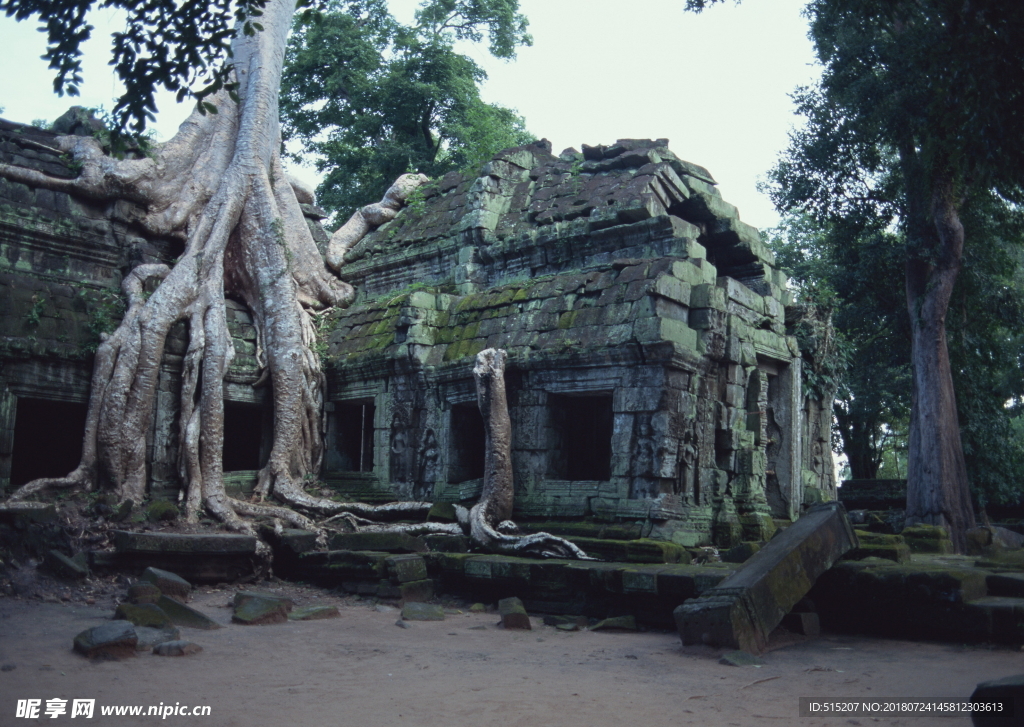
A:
0,115,835,547
323,138,836,547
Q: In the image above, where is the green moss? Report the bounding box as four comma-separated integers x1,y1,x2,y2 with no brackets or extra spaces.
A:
146,499,179,522
557,310,579,329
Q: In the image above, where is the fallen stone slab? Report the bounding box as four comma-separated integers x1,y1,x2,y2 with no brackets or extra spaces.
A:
126,582,162,604
74,622,138,659
402,602,445,621
140,567,192,602
156,595,221,630
969,673,1024,726
233,596,289,625
591,615,637,631
115,602,172,628
288,605,340,621
398,579,435,602
134,626,181,651
498,597,531,630
153,640,203,657
675,501,857,654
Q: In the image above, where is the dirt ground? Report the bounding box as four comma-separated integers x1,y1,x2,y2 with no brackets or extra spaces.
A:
1,574,1022,727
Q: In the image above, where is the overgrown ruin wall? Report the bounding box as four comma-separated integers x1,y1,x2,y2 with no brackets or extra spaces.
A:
0,120,835,547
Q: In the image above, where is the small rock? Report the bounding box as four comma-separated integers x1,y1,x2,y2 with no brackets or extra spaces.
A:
555,623,579,632
498,597,531,630
374,604,397,614
1,663,15,671
73,622,138,659
401,602,445,621
469,603,487,613
590,615,636,631
233,590,294,612
43,549,88,580
232,596,289,625
288,605,340,621
543,614,588,630
719,650,765,667
140,567,192,602
153,640,202,657
395,619,411,629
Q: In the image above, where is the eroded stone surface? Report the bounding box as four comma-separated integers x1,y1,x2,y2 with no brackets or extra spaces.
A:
73,622,138,660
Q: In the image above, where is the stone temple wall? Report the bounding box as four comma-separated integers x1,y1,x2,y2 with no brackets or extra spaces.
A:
0,120,835,547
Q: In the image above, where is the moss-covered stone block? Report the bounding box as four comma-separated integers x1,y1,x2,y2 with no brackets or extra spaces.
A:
902,524,955,554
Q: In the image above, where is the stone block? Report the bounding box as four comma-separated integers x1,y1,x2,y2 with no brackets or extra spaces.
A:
498,597,531,629
902,524,955,554
126,582,162,604
74,622,138,660
134,625,181,651
675,502,857,654
402,602,445,621
233,595,290,625
398,579,435,602
386,554,429,583
969,673,1024,726
114,531,257,554
988,574,1024,599
329,532,427,553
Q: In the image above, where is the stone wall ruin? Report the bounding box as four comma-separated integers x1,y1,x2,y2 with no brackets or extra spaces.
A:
0,119,836,548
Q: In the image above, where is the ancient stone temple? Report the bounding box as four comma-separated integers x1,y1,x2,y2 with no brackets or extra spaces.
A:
0,117,835,548
322,138,836,547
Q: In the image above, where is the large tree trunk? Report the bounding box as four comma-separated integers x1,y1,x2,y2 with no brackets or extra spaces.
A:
903,167,976,552
0,0,380,532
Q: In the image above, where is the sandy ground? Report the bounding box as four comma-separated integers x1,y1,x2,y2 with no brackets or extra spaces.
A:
1,581,1022,727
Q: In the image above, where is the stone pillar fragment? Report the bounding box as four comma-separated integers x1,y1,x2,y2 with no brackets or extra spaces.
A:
674,501,857,654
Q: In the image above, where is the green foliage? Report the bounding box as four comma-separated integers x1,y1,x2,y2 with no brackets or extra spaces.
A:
1,0,268,133
767,195,1024,503
281,0,534,222
75,286,127,353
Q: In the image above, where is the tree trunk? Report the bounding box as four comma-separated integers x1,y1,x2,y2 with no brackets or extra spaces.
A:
903,167,976,552
0,0,370,532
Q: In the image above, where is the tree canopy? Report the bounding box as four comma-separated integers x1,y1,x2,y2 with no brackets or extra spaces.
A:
281,0,533,219
693,0,1024,549
1,0,274,132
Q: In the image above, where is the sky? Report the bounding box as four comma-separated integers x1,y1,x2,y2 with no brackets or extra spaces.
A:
0,0,821,231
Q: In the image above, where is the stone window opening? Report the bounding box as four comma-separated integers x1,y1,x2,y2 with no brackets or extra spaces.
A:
10,397,87,487
448,402,484,484
336,401,375,473
222,401,266,472
550,393,613,481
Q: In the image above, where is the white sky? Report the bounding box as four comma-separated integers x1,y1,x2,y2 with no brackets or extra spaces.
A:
0,0,820,230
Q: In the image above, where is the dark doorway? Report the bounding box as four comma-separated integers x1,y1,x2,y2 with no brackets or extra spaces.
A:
449,403,484,484
336,401,375,472
10,398,88,487
223,401,264,471
551,394,613,480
